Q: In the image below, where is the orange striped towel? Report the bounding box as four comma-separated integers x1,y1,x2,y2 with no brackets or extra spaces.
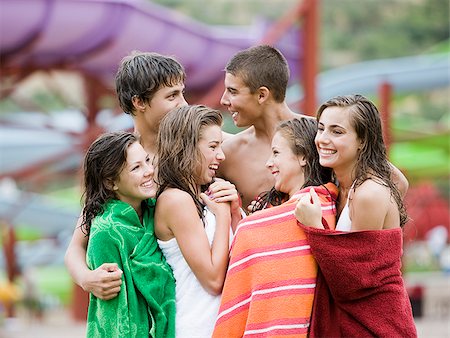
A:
213,183,338,338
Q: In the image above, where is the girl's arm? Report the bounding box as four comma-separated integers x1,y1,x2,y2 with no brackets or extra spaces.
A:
390,162,408,197
155,189,231,295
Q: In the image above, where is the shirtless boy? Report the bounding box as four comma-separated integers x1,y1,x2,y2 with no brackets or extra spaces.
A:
65,51,188,300
65,51,238,300
218,45,306,208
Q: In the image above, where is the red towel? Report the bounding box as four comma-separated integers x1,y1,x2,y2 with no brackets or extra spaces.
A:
300,226,417,338
213,183,338,338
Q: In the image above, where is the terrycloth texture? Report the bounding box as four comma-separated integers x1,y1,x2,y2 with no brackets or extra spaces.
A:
86,199,176,338
157,207,221,338
213,183,338,338
300,226,417,338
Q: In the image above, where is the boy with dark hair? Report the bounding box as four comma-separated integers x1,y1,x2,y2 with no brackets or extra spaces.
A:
65,51,188,300
218,45,304,208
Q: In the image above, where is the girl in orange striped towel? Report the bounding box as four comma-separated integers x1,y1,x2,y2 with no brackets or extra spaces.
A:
213,117,338,338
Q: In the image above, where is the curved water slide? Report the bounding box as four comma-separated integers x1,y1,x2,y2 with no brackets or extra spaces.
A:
0,0,301,179
0,0,301,96
0,0,301,235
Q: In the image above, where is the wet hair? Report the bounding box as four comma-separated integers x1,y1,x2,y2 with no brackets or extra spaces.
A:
115,51,186,115
252,117,332,212
317,94,408,227
80,131,139,235
225,45,289,103
156,105,223,219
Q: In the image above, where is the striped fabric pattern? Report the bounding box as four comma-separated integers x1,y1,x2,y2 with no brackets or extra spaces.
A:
213,183,338,338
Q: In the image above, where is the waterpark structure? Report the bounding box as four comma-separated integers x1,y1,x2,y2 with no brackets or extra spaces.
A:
0,0,449,320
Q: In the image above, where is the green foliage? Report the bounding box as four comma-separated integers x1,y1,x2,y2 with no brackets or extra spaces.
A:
322,0,449,65
33,91,67,111
151,0,298,25
46,186,82,208
0,98,22,114
390,134,449,181
15,266,74,306
152,0,449,69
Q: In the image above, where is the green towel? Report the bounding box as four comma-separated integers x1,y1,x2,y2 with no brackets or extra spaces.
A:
86,199,176,337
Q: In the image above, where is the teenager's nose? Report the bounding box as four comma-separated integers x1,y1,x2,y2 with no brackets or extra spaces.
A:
216,148,225,161
144,163,155,177
178,95,188,107
265,156,273,169
220,91,229,106
315,130,328,144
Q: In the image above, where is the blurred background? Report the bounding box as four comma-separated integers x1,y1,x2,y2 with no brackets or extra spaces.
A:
0,0,449,336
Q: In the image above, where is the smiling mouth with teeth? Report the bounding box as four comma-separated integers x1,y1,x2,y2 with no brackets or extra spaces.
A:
209,164,219,171
141,181,153,187
320,149,336,155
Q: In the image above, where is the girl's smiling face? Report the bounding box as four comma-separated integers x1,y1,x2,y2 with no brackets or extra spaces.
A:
113,142,155,209
266,131,306,198
197,125,225,185
315,106,361,174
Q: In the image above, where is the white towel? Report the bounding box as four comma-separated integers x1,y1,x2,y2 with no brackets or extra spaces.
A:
158,207,221,338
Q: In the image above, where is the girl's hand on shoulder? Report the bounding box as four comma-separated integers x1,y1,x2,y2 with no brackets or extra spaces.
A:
295,188,324,229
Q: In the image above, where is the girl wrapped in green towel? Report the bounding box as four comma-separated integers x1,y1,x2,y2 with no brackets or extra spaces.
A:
81,131,175,337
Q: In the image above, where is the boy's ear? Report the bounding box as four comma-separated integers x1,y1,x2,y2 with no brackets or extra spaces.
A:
257,86,270,104
132,95,146,111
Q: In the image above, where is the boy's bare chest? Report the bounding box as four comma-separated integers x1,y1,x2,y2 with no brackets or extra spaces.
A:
224,144,274,207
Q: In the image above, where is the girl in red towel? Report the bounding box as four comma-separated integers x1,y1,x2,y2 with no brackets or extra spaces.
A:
295,94,417,337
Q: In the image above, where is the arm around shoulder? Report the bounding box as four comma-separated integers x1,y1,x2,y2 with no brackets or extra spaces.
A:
390,162,409,197
64,215,122,300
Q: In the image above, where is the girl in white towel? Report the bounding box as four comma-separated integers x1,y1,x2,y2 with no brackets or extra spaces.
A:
154,105,242,338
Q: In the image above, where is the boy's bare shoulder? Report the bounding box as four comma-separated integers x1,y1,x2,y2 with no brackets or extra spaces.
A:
222,127,255,151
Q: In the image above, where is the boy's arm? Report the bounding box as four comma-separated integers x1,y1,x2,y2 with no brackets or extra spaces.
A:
64,216,123,300
390,162,409,197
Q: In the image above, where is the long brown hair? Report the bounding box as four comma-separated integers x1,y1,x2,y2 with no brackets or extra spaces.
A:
156,105,223,219
317,94,408,227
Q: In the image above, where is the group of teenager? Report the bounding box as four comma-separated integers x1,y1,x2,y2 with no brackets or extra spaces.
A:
65,45,417,337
